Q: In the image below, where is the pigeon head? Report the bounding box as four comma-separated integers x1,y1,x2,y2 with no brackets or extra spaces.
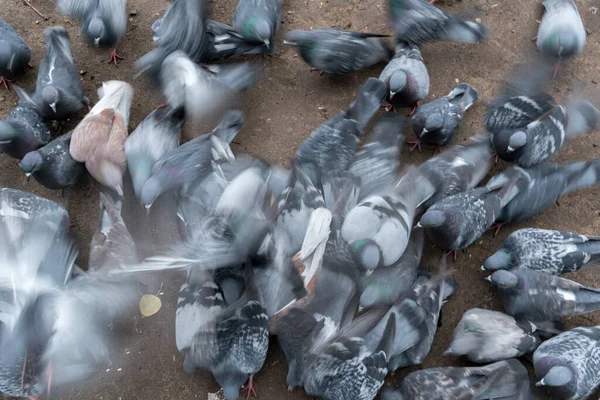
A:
388,70,408,98
488,270,519,290
284,30,311,47
482,249,512,271
42,86,60,114
0,42,14,70
255,19,272,46
418,210,446,228
445,335,478,356
286,360,302,390
217,371,247,400
140,174,176,210
87,18,106,46
19,151,43,176
491,129,526,161
542,30,579,59
508,131,527,152
350,239,381,270
537,365,574,390
0,121,17,144
424,113,443,133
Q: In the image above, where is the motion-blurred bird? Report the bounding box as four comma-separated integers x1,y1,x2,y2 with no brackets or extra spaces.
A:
445,308,542,363
483,228,600,275
56,0,127,65
70,80,133,196
19,130,85,190
284,29,392,76
0,85,51,159
33,27,88,121
0,18,31,88
233,0,282,54
410,82,479,152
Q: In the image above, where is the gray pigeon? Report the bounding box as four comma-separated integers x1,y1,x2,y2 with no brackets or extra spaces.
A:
388,0,488,45
296,78,387,186
232,0,282,54
537,0,586,69
202,19,272,62
359,227,424,308
410,82,479,151
0,18,31,87
125,106,184,200
33,27,88,121
416,134,493,209
487,269,600,322
533,325,600,399
184,265,269,400
380,359,532,400
0,85,51,159
140,110,244,209
378,41,429,112
418,171,522,253
56,0,127,64
160,51,262,123
486,159,600,224
18,130,85,190
284,29,392,75
483,228,600,275
445,308,542,363
342,166,418,270
349,113,405,200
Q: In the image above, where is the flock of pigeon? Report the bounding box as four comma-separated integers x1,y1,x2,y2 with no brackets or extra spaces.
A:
0,0,599,399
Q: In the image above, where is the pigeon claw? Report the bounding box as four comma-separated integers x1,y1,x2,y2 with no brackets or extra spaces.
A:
382,104,396,113
108,49,124,66
407,140,422,153
0,76,12,89
445,250,458,262
242,375,258,400
433,146,443,155
488,223,504,237
408,102,420,116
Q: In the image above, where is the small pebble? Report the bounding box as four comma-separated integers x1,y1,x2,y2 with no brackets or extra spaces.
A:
0,97,5,103
80,70,86,75
35,20,39,24
130,10,138,16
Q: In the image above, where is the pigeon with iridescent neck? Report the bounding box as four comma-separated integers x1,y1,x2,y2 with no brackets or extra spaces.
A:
233,0,282,54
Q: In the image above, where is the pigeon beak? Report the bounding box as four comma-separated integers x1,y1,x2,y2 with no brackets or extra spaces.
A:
264,39,270,47
507,146,515,152
283,40,296,46
50,102,57,113
535,379,545,387
115,185,123,197
0,140,12,144
94,38,100,47
443,348,453,356
25,172,31,178
484,275,492,282
480,265,486,271
414,222,422,228
389,90,397,98
145,204,152,214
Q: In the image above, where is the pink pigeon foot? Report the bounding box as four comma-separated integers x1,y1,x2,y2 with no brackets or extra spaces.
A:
108,49,124,66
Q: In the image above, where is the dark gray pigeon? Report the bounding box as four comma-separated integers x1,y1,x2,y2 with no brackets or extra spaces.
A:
486,159,600,224
18,130,85,190
33,27,88,121
388,0,488,45
0,18,31,87
483,228,600,275
410,82,479,151
125,106,183,200
56,0,127,64
418,171,522,253
533,325,600,399
487,269,600,323
0,85,51,159
140,110,244,209
380,359,532,400
202,19,272,62
233,0,282,54
416,134,493,209
359,227,423,308
445,308,542,363
349,113,404,200
378,41,429,111
284,29,392,75
296,77,387,186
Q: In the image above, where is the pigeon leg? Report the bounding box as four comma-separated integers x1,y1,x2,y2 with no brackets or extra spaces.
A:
552,61,560,78
490,151,499,164
382,103,396,113
242,375,258,400
407,140,422,152
0,76,12,89
531,35,537,42
445,250,458,262
108,49,124,66
433,146,443,155
84,176,97,198
21,349,28,395
155,102,169,110
488,223,504,237
45,362,53,398
408,102,420,116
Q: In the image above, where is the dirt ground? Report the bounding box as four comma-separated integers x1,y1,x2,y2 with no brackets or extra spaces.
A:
0,0,599,398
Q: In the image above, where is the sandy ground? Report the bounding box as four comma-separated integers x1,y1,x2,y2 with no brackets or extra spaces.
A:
0,0,600,398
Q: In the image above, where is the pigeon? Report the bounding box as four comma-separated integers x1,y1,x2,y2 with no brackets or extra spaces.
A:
418,170,522,253
410,82,479,151
296,77,387,186
380,359,532,400
388,0,489,45
0,18,31,88
483,228,600,275
486,159,600,224
140,110,244,209
18,130,85,190
533,325,600,399
124,106,184,200
342,166,418,270
202,19,272,62
70,80,133,196
537,0,586,70
135,0,207,79
359,227,424,308
445,308,542,363
416,134,493,209
159,51,262,123
487,269,600,323
349,113,405,200
56,0,127,65
184,265,269,400
0,85,51,159
284,29,392,75
0,188,70,234
378,41,429,111
32,27,88,121
233,0,282,54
